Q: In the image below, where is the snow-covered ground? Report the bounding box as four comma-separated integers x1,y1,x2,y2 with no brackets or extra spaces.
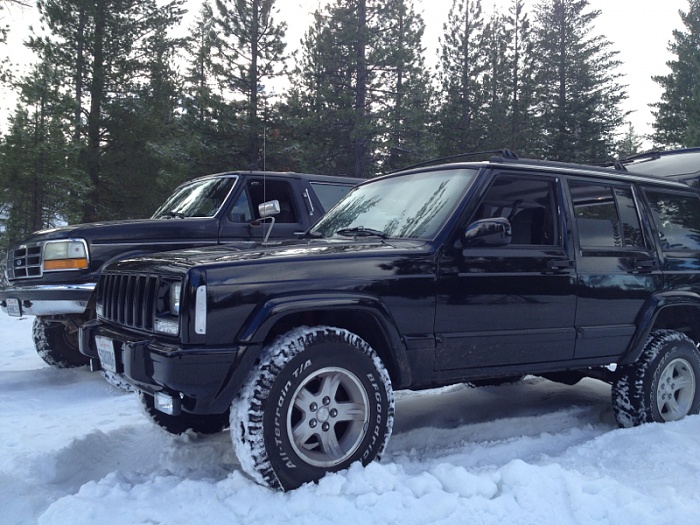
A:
2,314,700,525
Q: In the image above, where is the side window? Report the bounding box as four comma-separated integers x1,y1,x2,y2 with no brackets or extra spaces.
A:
569,181,644,249
644,189,700,251
309,182,353,211
229,180,300,224
472,176,557,245
229,189,253,222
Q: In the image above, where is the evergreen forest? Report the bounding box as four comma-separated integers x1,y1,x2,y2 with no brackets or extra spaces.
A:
0,0,697,249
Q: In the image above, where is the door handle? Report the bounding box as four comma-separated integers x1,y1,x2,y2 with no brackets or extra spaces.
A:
546,259,575,273
631,258,657,273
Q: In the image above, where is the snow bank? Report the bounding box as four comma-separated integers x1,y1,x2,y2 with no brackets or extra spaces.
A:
2,314,699,525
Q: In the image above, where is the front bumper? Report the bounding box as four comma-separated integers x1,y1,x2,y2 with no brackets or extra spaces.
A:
79,320,260,415
0,283,96,316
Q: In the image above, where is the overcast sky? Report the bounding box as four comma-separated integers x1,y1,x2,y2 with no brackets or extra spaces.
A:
0,0,691,146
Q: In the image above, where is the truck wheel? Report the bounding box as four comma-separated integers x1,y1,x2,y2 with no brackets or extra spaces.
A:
612,330,700,428
32,316,89,368
231,326,395,491
138,391,230,435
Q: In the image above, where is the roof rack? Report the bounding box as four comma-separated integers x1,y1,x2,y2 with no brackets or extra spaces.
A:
394,149,519,172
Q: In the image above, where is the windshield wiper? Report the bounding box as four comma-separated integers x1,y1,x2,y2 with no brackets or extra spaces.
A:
336,226,387,238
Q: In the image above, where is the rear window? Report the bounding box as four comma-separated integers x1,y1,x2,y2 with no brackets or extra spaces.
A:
644,189,700,251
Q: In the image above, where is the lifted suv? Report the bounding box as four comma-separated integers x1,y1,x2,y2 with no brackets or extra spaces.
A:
80,153,700,490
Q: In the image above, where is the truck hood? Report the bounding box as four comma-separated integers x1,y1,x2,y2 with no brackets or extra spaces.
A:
19,218,220,245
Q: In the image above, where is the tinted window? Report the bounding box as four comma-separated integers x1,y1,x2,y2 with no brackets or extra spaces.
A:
644,190,700,251
229,180,300,224
310,182,354,211
472,176,557,245
569,182,644,248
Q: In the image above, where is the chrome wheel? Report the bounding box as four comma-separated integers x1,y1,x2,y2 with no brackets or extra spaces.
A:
656,357,696,421
288,366,370,468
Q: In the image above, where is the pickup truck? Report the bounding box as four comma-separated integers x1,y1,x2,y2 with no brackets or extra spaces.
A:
79,151,700,490
0,171,359,370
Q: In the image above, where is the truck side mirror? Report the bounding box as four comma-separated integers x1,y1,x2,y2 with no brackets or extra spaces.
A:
463,217,512,247
258,200,281,218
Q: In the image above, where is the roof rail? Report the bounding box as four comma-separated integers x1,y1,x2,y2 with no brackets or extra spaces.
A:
393,149,519,172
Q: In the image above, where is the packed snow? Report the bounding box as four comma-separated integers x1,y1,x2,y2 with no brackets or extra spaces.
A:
2,314,700,525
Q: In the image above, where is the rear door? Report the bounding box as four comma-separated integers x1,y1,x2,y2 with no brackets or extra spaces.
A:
566,178,663,360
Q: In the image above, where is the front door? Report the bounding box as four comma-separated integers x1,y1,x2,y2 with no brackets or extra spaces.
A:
435,173,577,371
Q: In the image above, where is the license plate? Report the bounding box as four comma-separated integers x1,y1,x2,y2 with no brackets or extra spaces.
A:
6,298,21,317
95,336,117,373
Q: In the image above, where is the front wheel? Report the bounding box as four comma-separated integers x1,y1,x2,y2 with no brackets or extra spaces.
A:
612,330,700,428
231,326,395,491
32,316,89,368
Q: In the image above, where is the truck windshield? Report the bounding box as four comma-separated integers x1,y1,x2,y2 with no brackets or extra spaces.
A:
311,168,477,240
152,176,238,219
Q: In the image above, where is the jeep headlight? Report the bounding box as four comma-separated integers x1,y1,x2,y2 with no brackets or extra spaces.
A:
169,282,182,315
43,239,89,271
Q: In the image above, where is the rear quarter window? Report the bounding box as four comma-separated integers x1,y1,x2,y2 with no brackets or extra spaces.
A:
644,189,700,251
310,182,354,211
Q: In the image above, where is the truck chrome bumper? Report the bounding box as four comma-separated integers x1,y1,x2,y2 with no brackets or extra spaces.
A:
0,283,96,316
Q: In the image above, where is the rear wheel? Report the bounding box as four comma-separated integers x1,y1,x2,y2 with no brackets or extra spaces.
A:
231,326,394,491
138,391,230,435
32,316,89,368
612,330,700,427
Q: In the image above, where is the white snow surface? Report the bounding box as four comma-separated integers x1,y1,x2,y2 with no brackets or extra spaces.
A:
2,314,700,525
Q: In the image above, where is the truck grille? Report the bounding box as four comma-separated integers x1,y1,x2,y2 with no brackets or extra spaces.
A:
99,273,160,331
7,243,43,279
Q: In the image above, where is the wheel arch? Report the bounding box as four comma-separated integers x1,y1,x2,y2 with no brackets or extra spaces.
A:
621,291,700,365
236,293,412,389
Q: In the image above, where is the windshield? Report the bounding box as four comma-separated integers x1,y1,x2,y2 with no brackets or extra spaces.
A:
152,176,237,219
311,168,477,240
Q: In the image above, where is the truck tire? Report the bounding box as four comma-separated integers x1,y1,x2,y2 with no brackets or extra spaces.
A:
231,326,395,491
32,316,90,368
612,329,700,428
138,391,230,435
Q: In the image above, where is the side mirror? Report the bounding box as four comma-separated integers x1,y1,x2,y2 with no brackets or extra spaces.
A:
463,217,512,247
258,200,281,218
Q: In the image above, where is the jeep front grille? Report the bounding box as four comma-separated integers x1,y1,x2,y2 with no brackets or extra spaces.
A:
100,273,159,331
7,243,43,279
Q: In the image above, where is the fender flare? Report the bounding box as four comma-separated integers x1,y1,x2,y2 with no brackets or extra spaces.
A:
620,291,700,365
236,292,413,388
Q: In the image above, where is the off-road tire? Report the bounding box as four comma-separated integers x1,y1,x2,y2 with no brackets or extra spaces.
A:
32,316,89,368
231,326,395,491
612,329,700,428
138,391,230,435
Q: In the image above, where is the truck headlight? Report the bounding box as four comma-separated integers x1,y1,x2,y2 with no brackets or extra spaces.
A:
43,239,89,271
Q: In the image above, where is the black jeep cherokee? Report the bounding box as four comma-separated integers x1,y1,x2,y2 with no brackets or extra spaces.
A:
80,153,700,490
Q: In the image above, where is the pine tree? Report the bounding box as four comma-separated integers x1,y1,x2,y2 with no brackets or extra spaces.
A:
288,0,433,177
0,60,83,245
617,122,643,158
532,0,627,163
651,0,700,148
213,0,287,170
29,0,185,221
375,0,436,170
436,0,489,156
